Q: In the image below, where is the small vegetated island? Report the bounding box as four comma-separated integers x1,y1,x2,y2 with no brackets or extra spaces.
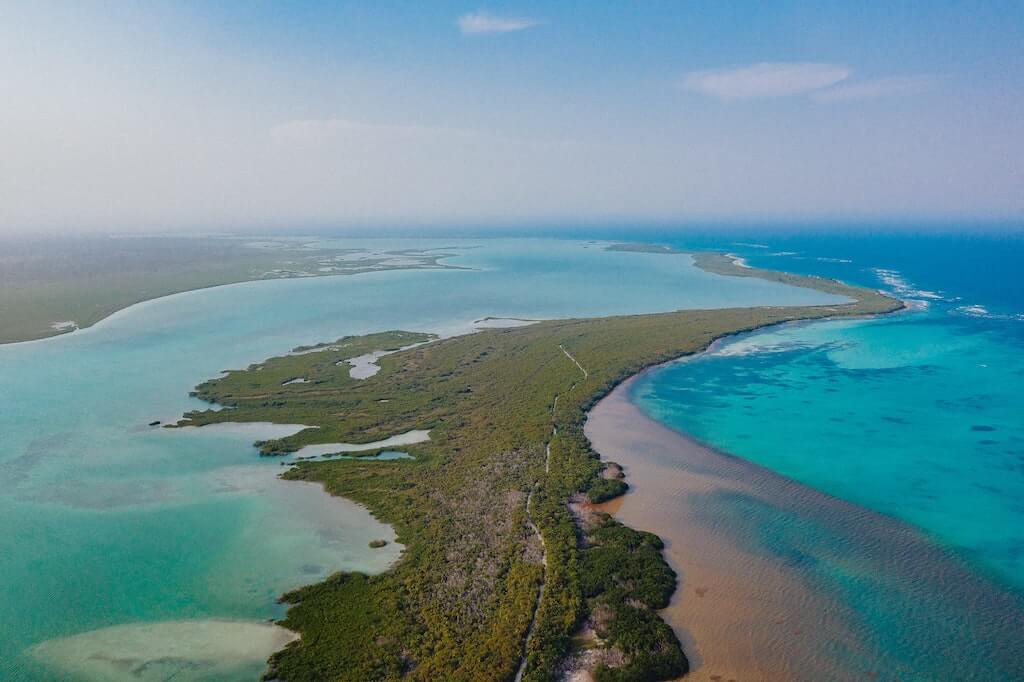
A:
177,247,900,681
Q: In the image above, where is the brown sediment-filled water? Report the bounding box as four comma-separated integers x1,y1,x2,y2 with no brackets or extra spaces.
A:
586,375,1024,682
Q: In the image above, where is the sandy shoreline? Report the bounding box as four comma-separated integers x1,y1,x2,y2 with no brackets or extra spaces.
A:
586,378,864,681
585,372,1024,681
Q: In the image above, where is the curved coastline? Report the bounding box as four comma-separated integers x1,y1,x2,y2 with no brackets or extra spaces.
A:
161,247,907,679
584,335,1024,681
0,254,470,348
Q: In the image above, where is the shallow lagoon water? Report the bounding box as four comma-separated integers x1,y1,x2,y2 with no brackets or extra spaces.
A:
631,233,1024,676
637,235,1024,591
0,238,837,680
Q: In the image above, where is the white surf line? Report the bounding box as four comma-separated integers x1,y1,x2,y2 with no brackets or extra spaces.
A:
559,344,589,379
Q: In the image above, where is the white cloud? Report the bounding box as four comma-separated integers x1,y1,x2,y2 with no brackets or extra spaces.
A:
813,75,939,102
681,62,851,100
457,11,539,35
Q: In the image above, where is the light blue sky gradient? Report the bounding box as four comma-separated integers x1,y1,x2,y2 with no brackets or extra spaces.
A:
1,1,1021,232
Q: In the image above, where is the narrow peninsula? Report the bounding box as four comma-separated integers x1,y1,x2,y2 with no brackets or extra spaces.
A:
177,249,900,681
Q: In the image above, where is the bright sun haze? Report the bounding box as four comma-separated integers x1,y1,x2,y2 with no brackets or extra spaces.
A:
1,1,1022,234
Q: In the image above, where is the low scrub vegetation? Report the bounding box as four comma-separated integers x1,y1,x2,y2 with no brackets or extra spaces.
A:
179,254,899,681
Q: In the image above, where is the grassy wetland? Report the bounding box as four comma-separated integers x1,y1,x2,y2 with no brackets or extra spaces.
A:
178,249,900,681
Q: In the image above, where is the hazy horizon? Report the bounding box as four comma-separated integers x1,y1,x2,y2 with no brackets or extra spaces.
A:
2,2,1022,234
3,219,1024,241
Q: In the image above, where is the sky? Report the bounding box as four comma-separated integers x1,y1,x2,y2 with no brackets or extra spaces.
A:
1,1,1022,233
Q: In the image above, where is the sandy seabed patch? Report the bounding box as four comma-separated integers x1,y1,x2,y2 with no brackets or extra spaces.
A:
30,619,297,681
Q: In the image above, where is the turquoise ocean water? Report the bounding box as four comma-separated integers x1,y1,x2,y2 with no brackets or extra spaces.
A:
631,232,1024,675
0,238,836,680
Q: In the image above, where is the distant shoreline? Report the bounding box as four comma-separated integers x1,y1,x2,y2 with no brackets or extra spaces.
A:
0,236,468,345
0,262,468,349
0,238,868,347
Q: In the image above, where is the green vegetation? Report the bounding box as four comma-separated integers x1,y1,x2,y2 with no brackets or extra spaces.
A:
585,477,628,504
180,329,437,455
580,515,686,681
0,236,462,344
178,253,900,681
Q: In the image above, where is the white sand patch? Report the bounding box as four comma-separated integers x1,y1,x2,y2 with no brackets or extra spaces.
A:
292,429,430,458
30,619,297,681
